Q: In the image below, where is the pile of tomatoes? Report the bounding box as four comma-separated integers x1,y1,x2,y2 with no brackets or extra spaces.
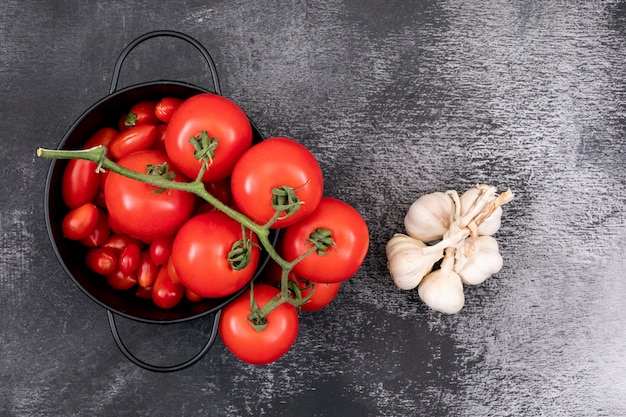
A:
59,92,369,364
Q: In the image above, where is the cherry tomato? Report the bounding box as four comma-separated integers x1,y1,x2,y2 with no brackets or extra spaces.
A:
152,124,168,153
149,235,174,265
166,255,180,284
171,211,260,299
137,251,158,288
82,127,118,149
136,285,153,300
185,288,204,303
155,97,183,123
119,242,141,275
231,137,324,228
122,101,159,128
281,197,369,283
85,247,118,275
293,276,341,312
101,233,142,254
105,268,137,290
62,203,99,240
165,93,252,182
61,159,100,209
152,265,184,309
104,150,195,242
79,208,110,247
218,283,299,365
109,124,157,160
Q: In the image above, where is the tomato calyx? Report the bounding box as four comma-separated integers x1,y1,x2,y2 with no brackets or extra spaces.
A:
189,131,218,177
145,162,176,193
307,227,335,255
124,112,138,127
229,226,258,271
271,185,303,220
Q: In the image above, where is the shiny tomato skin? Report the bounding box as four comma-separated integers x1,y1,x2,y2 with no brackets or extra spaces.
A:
61,159,100,209
104,150,195,242
152,265,184,309
101,233,142,254
79,208,110,247
137,251,158,288
152,124,168,153
230,137,324,229
171,211,260,299
165,93,252,182
295,277,341,312
85,247,118,275
219,283,299,365
62,203,99,240
82,127,118,149
123,101,159,128
105,268,137,290
119,242,141,275
155,97,183,123
149,235,174,266
281,197,369,283
109,124,157,160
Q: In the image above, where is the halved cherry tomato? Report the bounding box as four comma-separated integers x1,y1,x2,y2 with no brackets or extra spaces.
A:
79,208,110,247
61,159,100,209
105,268,137,290
152,266,184,309
155,97,183,123
122,101,159,128
149,235,174,266
109,124,157,160
62,203,99,240
137,251,158,288
119,242,141,275
85,247,118,275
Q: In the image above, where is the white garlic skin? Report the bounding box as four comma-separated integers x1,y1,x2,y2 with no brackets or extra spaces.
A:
459,187,502,235
386,234,443,290
456,235,503,285
404,192,454,243
418,268,465,314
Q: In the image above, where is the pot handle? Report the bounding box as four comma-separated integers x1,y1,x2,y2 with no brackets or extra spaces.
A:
106,309,221,373
109,30,222,95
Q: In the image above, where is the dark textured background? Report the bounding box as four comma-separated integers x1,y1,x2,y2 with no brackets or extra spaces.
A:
2,1,625,416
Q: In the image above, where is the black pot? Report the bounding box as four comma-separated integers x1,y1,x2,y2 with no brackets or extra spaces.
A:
43,31,277,372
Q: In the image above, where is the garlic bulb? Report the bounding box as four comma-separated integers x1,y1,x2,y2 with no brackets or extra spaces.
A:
459,186,502,235
417,252,465,314
455,235,503,285
386,234,443,290
404,192,454,242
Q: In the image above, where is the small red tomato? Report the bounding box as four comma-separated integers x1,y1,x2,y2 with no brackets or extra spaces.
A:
294,277,341,312
79,209,110,247
122,101,160,128
155,97,183,123
85,247,118,275
137,251,158,288
61,159,100,209
83,127,118,149
185,288,204,303
149,235,174,266
101,233,142,254
62,203,99,240
152,124,168,152
105,268,137,290
152,266,184,309
136,285,153,300
119,242,141,275
109,124,157,160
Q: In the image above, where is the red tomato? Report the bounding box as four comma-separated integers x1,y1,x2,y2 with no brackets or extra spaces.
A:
137,251,158,288
149,235,174,265
79,208,110,247
85,247,118,275
185,288,204,303
152,124,168,152
101,233,142,254
82,127,118,149
136,285,153,300
61,159,100,209
105,268,137,290
281,197,369,283
171,211,260,299
218,283,299,365
62,203,99,240
165,93,252,182
155,97,183,123
231,137,324,228
194,178,232,214
152,265,184,309
109,124,157,160
104,150,195,242
119,242,141,275
166,255,180,284
122,101,159,128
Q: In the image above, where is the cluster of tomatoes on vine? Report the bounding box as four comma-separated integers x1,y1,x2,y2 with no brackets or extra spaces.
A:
57,92,369,365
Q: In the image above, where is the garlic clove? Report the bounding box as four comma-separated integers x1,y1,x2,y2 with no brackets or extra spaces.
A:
404,192,455,243
417,268,465,314
455,235,503,285
459,186,501,235
386,234,443,290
